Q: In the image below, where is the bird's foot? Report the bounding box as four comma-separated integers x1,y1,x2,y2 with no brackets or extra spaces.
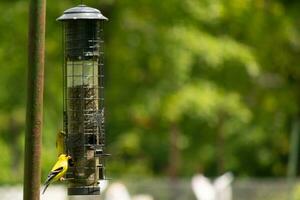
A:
60,177,66,181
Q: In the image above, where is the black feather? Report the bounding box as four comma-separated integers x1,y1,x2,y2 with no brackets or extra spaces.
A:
42,167,64,194
42,184,50,194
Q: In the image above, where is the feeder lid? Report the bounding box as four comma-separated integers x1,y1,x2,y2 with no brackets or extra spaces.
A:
57,4,108,21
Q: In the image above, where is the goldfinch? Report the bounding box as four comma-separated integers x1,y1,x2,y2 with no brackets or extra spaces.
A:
56,130,66,156
42,154,72,194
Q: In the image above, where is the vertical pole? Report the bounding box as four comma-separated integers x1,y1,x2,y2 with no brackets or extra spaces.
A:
287,118,299,200
23,0,46,199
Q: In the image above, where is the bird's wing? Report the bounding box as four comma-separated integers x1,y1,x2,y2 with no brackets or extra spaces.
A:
44,166,64,185
42,167,63,195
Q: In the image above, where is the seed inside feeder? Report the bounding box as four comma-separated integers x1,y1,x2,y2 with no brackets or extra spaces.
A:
67,84,99,185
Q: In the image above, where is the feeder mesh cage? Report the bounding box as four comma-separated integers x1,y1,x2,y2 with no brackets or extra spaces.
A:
60,15,107,195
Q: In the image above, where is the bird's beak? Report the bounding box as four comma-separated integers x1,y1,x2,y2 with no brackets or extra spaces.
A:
67,156,72,159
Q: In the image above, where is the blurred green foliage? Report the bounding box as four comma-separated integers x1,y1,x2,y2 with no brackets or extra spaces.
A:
1,0,300,184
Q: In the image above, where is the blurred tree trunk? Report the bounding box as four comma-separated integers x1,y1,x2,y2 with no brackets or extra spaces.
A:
168,123,181,200
287,117,299,200
168,123,181,178
216,113,225,174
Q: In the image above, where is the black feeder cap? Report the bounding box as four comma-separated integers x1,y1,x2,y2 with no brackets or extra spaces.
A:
57,4,108,21
57,5,108,60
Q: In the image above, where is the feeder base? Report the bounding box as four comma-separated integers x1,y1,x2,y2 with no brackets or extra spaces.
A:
68,186,100,195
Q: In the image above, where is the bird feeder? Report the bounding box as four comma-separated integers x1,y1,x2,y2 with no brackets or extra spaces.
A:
57,5,108,196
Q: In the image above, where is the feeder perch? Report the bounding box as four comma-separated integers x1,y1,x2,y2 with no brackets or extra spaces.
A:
57,4,108,196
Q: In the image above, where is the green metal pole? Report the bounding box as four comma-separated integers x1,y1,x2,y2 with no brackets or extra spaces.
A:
287,118,299,200
23,0,46,199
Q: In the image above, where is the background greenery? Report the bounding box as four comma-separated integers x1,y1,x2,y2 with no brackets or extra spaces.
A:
0,0,300,184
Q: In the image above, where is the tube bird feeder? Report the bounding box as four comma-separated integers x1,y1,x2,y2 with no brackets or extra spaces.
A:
57,4,108,196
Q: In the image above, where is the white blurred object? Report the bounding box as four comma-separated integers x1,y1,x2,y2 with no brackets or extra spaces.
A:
0,186,23,200
105,182,131,200
191,172,234,200
132,194,154,200
0,185,67,200
192,175,215,200
99,180,109,192
214,172,234,200
41,185,66,200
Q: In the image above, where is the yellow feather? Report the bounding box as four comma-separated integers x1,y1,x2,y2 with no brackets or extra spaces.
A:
50,154,69,182
42,154,71,194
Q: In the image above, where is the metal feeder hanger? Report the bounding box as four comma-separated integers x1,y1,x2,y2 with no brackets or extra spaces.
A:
57,5,109,196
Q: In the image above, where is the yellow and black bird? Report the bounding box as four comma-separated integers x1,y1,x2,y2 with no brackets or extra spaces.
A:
42,154,72,194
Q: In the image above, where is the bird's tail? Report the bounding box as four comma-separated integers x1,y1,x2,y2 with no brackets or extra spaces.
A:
42,184,50,195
